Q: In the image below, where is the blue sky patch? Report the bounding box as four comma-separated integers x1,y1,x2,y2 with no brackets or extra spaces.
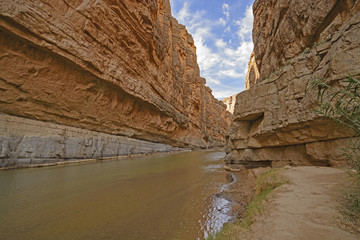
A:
170,0,254,99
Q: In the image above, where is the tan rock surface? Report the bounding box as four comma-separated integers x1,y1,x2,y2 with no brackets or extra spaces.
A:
221,94,238,114
0,113,184,168
0,0,231,163
244,52,260,90
226,0,360,166
252,0,360,81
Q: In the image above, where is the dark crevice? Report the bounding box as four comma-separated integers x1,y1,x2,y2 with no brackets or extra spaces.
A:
309,0,350,47
273,6,289,37
0,77,28,94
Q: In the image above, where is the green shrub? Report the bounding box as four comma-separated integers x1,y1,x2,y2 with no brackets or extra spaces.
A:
309,77,360,136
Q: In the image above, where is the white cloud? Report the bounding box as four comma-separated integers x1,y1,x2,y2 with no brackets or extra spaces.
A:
219,17,226,26
207,77,221,85
176,2,190,23
218,69,242,78
173,2,254,99
212,88,244,100
222,3,230,20
215,39,227,48
235,4,253,41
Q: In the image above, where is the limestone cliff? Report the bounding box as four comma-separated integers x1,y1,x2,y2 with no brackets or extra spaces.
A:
244,52,259,90
226,0,360,167
221,94,237,114
0,0,230,168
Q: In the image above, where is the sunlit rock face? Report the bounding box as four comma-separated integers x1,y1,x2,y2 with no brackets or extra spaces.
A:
221,94,237,114
226,0,360,167
244,52,259,90
0,0,231,167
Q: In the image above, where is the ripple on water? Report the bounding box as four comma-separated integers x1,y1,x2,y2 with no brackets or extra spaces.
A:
202,164,224,173
201,194,234,239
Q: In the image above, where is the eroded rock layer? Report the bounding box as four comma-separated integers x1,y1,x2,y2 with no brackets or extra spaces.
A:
221,94,237,114
0,0,230,167
226,0,360,167
0,113,184,168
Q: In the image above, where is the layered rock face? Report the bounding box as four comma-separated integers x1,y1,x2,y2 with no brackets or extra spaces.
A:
221,94,237,114
0,0,230,168
0,113,184,167
244,52,259,90
227,0,360,167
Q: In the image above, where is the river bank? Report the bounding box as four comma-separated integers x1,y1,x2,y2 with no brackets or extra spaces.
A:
0,113,194,170
0,147,193,171
215,166,360,240
217,167,271,220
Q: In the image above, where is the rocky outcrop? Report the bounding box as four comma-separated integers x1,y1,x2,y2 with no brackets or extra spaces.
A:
244,52,260,90
226,0,360,167
221,94,237,114
252,0,359,83
0,0,230,167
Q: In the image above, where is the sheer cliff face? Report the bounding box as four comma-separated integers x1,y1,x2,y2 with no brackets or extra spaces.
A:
227,0,360,167
0,0,230,154
221,94,237,114
251,0,359,85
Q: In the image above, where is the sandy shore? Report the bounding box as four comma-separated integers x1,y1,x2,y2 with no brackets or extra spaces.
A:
240,166,359,240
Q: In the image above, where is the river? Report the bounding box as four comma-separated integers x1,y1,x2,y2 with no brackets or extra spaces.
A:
0,150,234,240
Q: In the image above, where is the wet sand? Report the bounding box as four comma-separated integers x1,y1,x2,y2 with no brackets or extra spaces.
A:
220,167,271,220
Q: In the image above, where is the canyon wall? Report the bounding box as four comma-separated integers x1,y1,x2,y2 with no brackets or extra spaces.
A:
0,0,230,168
221,94,237,114
226,0,360,167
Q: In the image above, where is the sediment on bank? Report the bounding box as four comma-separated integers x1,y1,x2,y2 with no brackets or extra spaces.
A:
209,168,288,240
0,113,188,169
211,166,359,240
242,167,359,240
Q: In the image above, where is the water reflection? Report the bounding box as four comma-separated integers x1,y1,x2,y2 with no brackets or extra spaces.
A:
0,150,235,240
200,170,236,239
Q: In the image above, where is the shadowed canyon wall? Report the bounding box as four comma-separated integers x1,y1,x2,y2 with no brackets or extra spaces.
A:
0,0,231,168
226,0,360,167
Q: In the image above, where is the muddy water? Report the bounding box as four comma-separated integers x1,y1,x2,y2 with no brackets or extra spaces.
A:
0,150,234,240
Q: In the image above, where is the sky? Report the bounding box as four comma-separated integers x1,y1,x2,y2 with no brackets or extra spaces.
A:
170,0,254,99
